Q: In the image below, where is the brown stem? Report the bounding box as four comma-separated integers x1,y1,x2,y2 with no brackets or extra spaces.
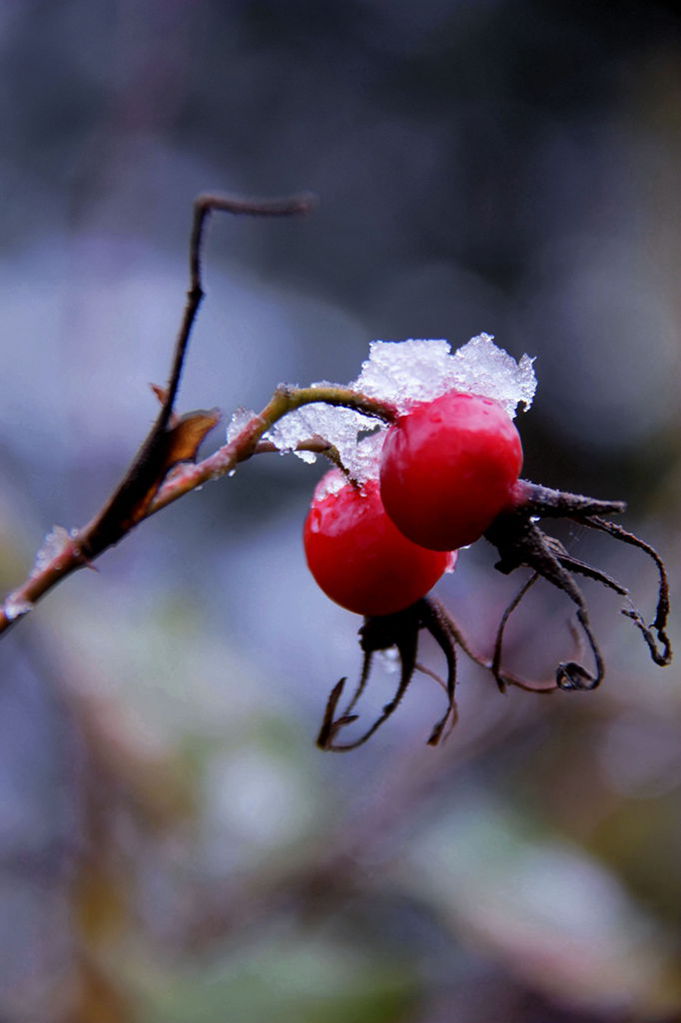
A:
79,193,317,560
1,377,395,635
149,385,396,514
0,192,342,635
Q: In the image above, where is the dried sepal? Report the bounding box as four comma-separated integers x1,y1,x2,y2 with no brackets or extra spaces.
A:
582,515,672,667
317,479,672,752
485,480,672,688
317,599,458,752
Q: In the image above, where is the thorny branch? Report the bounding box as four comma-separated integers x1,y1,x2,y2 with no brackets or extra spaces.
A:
0,194,396,635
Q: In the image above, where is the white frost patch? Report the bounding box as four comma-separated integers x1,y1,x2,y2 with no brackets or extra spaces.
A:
354,333,536,418
264,396,377,474
353,338,453,410
3,594,33,621
312,468,347,501
226,407,257,444
377,647,401,674
305,431,388,488
345,429,387,482
31,525,72,577
230,335,536,482
450,333,536,416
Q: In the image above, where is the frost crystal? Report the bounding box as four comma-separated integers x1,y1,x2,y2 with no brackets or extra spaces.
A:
377,646,400,674
313,467,348,501
31,525,72,577
3,594,33,621
311,433,392,493
449,334,536,416
239,335,536,482
353,338,454,409
264,394,377,473
226,407,257,444
345,429,387,483
354,333,536,419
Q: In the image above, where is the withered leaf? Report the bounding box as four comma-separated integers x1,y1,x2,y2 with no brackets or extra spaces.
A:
128,407,221,525
81,407,220,556
162,407,221,468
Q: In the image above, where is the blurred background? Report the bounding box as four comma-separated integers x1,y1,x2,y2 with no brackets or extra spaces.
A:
1,1,681,1020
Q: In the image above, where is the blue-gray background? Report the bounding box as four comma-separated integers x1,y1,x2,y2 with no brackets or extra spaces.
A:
1,3,680,1021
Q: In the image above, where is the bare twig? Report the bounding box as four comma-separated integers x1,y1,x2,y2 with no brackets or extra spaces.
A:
0,193,396,636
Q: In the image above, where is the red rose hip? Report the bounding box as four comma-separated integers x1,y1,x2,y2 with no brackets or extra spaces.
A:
379,391,523,551
304,470,454,617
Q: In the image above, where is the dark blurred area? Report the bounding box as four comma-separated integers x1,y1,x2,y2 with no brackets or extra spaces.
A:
1,2,681,1020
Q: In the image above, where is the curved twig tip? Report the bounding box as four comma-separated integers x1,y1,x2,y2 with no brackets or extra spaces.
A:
193,192,318,218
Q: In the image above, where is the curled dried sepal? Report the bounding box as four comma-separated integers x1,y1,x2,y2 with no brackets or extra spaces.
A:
485,515,607,692
485,480,673,690
317,598,458,752
583,515,672,667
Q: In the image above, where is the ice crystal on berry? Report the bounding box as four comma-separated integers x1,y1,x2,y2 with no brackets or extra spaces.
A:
354,333,536,418
449,334,536,416
253,335,536,482
353,338,454,410
265,399,377,471
345,429,387,482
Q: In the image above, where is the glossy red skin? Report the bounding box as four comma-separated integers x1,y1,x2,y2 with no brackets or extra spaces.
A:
379,391,523,551
304,472,454,616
